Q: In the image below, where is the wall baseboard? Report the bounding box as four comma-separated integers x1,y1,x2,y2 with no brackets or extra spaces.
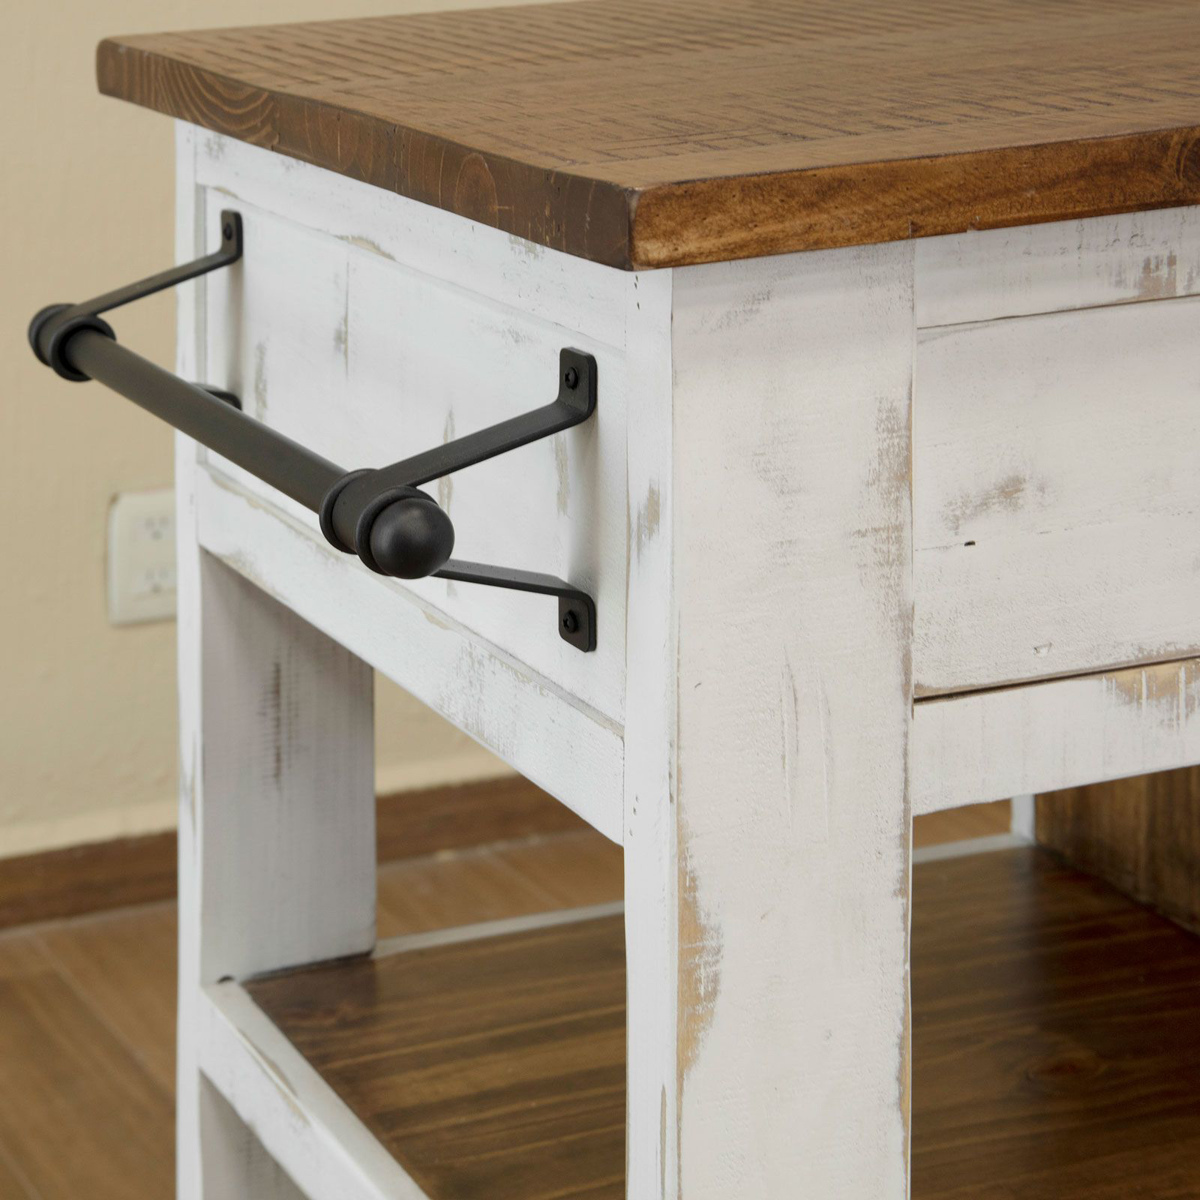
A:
0,776,588,931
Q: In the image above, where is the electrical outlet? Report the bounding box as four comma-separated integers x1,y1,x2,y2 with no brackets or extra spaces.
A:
107,488,176,625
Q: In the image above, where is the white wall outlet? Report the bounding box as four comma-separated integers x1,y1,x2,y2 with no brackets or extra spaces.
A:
107,488,176,625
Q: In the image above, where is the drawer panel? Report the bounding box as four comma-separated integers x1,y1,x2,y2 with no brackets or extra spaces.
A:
914,294,1200,696
198,192,630,726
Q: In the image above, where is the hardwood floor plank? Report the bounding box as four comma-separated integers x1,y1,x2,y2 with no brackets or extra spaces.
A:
914,800,1011,848
35,903,178,1095
375,845,564,939
492,833,623,909
0,933,174,1199
0,1151,39,1200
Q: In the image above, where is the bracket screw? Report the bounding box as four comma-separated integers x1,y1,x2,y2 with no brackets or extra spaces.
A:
563,366,579,390
562,609,580,634
223,222,234,241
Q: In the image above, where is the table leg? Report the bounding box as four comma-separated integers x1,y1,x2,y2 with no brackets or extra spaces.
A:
625,242,916,1198
175,437,375,1198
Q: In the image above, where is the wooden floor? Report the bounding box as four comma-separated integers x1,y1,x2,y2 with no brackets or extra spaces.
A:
8,798,1200,1198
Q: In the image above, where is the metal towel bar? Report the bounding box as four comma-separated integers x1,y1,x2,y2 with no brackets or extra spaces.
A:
28,211,597,651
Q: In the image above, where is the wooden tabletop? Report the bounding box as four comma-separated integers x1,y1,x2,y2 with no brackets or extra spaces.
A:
98,0,1200,269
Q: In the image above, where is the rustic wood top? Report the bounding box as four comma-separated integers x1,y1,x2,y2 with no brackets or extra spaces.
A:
98,0,1200,268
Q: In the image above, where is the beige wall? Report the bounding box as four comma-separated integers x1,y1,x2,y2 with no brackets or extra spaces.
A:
0,0,509,859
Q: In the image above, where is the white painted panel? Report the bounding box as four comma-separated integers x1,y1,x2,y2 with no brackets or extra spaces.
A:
914,294,1200,696
916,204,1200,328
913,657,1200,813
194,466,624,843
201,193,628,726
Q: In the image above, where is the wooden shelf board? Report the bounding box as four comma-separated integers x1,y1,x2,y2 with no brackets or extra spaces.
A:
240,848,1200,1199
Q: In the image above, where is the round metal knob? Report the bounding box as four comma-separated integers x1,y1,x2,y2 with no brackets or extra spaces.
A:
367,490,455,579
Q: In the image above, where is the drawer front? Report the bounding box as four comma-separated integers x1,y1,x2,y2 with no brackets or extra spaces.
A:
914,293,1200,696
193,169,633,727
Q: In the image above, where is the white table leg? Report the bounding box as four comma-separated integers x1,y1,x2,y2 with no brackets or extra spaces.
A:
175,440,375,1198
625,243,916,1198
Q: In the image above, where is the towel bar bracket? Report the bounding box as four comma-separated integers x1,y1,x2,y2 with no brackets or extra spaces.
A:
27,209,597,652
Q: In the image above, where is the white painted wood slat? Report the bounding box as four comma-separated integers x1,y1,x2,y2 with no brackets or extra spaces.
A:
912,656,1200,813
914,294,1200,696
916,203,1200,328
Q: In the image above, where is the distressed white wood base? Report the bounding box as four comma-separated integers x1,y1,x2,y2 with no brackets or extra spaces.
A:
172,122,1200,1200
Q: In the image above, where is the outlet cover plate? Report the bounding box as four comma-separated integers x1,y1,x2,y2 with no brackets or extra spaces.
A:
108,488,176,625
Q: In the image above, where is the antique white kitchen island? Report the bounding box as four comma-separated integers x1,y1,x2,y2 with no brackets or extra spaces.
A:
27,2,1200,1196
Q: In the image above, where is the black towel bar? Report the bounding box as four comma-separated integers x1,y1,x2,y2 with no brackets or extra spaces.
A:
28,211,597,651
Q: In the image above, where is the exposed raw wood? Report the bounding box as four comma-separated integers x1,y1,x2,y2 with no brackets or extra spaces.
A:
0,818,1140,1197
914,294,1200,696
1037,765,1200,934
0,778,583,932
99,1,1200,268
912,657,1200,813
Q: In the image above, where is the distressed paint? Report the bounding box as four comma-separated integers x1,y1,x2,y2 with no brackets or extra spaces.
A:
915,292,1200,695
626,243,915,1200
172,119,1200,1200
916,203,1200,327
912,657,1200,813
195,467,625,843
198,156,632,725
175,124,377,1200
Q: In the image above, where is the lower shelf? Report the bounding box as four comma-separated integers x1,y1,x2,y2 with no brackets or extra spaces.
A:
228,849,1200,1199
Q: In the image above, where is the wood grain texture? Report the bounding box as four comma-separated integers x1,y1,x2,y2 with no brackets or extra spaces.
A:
913,847,1200,1199
36,903,179,1094
0,779,583,932
1037,765,1200,935
99,0,1200,268
0,932,176,1199
246,847,1200,1200
0,831,176,931
247,917,627,1200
